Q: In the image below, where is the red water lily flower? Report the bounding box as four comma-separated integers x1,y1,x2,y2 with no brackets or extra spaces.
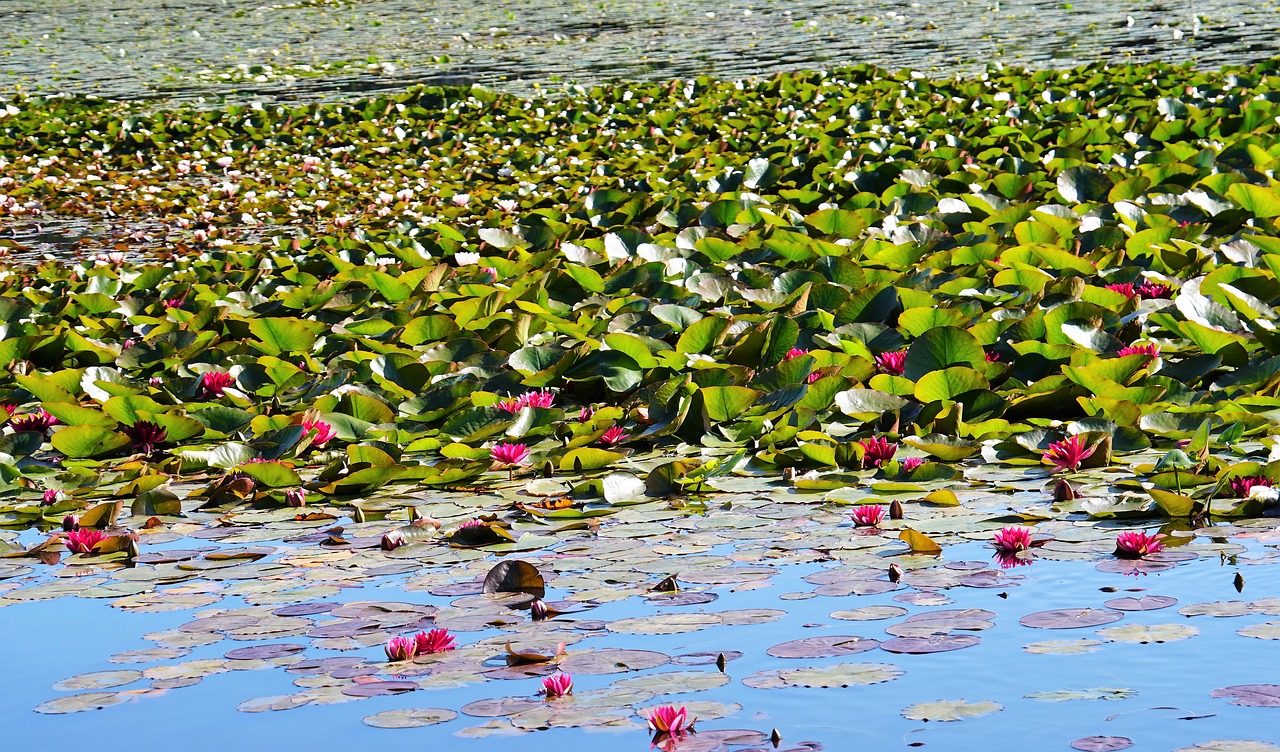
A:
199,371,235,398
1105,282,1136,298
8,409,59,435
1043,435,1095,472
1114,531,1165,559
1231,476,1272,499
413,628,456,655
858,436,898,469
1116,342,1159,359
66,528,106,554
123,421,168,456
1137,282,1172,299
875,350,907,376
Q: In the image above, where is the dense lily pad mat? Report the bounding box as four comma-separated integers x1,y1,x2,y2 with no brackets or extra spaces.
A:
3,59,1280,748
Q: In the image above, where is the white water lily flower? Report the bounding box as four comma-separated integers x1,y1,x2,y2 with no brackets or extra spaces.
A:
454,252,481,266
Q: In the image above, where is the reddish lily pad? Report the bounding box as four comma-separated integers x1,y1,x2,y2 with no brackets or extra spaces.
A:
880,635,981,653
1072,737,1134,751
1210,685,1280,707
766,636,880,658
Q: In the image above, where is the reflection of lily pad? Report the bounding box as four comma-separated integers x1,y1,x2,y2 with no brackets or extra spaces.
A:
901,699,1003,722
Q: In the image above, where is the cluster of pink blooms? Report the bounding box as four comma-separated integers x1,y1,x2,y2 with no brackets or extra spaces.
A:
858,436,898,469
384,628,457,661
1231,475,1272,499
851,505,885,527
875,350,907,376
66,528,106,554
1137,282,1172,299
1043,434,1095,472
301,417,336,447
491,443,531,466
1116,342,1159,359
496,390,556,413
540,673,573,698
199,371,236,398
1114,531,1166,558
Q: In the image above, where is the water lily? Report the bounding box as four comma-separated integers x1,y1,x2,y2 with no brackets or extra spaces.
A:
42,489,65,505
992,526,1033,553
301,417,336,447
850,504,885,527
901,457,924,472
578,405,596,422
1116,342,1159,359
858,436,898,469
784,347,808,360
1043,434,1095,472
199,370,235,398
1114,531,1166,558
541,672,573,698
647,705,694,735
413,628,456,655
491,443,531,466
1231,475,1272,499
519,390,556,409
1137,282,1172,299
8,409,59,435
123,421,168,456
599,426,629,446
1105,282,1136,298
284,489,306,507
66,528,105,554
384,635,418,662
875,350,907,376
530,598,550,621
985,350,1005,363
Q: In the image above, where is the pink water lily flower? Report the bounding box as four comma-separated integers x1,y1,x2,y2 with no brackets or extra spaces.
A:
992,526,1033,553
784,347,809,360
1114,531,1166,559
578,405,596,422
985,350,1005,363
875,350,907,376
42,489,66,505
413,628,456,655
1231,475,1273,499
1043,434,1095,472
491,443,531,466
66,528,106,554
199,370,235,398
284,489,306,507
647,705,694,735
599,426,629,446
901,457,924,472
301,417,336,447
851,505,885,527
541,672,573,698
384,635,418,662
1116,342,1159,359
858,436,898,469
1105,282,1137,298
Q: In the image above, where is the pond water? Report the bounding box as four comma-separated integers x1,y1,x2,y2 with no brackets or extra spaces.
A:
5,463,1280,751
2,0,1279,102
